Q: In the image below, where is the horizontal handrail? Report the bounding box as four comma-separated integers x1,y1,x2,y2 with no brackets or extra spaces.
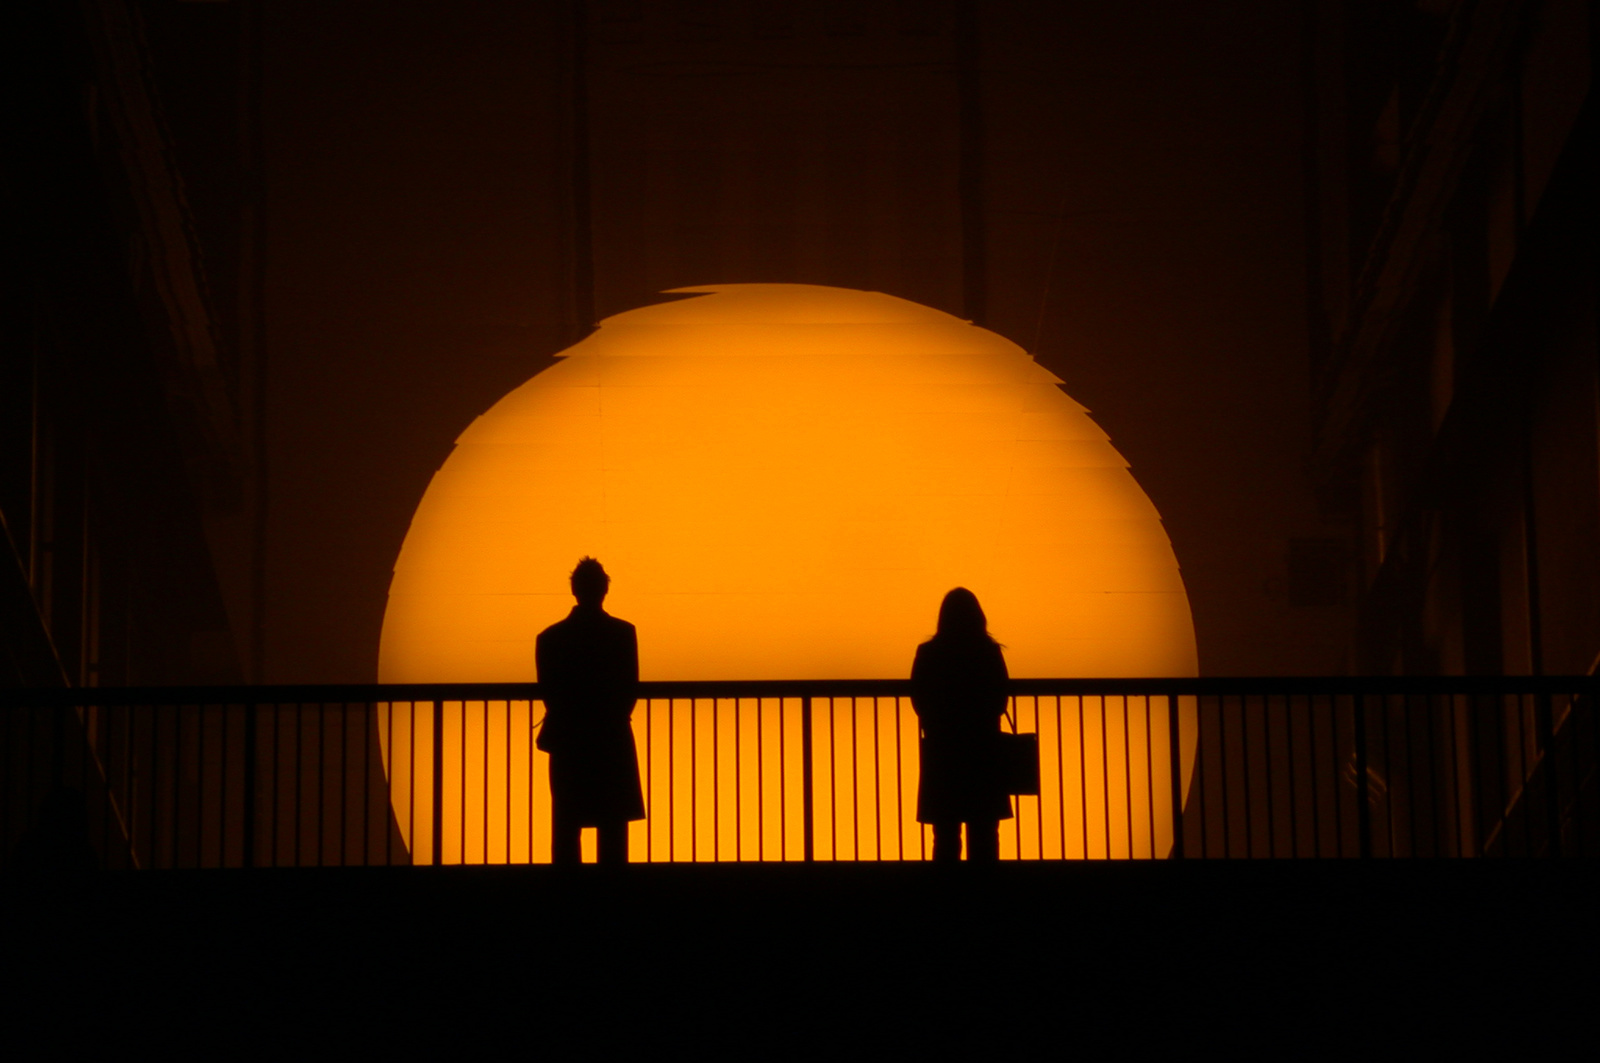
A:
3,675,1597,707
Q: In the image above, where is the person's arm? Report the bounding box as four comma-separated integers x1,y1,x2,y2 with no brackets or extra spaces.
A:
909,644,929,720
989,644,1010,720
622,624,640,719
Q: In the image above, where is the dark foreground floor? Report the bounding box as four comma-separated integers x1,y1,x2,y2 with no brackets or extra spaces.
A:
4,860,1596,1056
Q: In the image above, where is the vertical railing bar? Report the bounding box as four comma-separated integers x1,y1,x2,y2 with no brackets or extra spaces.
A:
162,703,173,869
801,696,814,863
1424,692,1441,858
755,697,764,861
1265,694,1279,859
828,698,838,859
1285,694,1299,858
848,698,859,860
1118,696,1132,860
472,703,482,864
1196,698,1212,859
176,703,186,869
292,703,304,867
1141,696,1153,860
370,700,379,867
640,697,646,864
668,699,677,862
83,705,97,867
76,703,89,866
536,698,545,864
692,697,700,862
1332,695,1347,859
1098,697,1111,859
1036,698,1047,861
192,703,204,869
1512,693,1528,856
309,704,319,867
1318,694,1331,858
101,706,113,868
1524,691,1538,857
150,704,161,869
408,702,418,867
1168,694,1184,860
1240,696,1255,859
873,697,884,862
458,701,467,865
282,703,292,867
735,698,744,861
1402,694,1417,857
339,703,350,867
771,697,777,864
1380,694,1394,858
1077,696,1088,859
1471,692,1490,857
268,701,280,868
128,704,140,868
925,695,935,861
170,701,181,870
481,702,490,864
1446,693,1464,857
1536,688,1561,857
118,705,130,867
1053,698,1065,861
318,703,329,867
430,700,443,867
1217,698,1233,860
505,702,512,865
183,704,193,869
1012,696,1023,860
200,704,211,868
894,697,907,861
217,701,228,868
712,699,720,862
1354,693,1372,859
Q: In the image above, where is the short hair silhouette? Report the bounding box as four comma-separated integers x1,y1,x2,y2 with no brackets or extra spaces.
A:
570,556,610,603
934,586,994,643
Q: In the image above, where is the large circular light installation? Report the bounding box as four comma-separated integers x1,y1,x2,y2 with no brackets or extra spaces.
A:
379,284,1196,863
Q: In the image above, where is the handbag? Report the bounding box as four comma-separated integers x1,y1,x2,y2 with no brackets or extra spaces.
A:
998,703,1040,796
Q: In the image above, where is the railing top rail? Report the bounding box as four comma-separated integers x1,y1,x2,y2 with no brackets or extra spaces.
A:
1,674,1596,707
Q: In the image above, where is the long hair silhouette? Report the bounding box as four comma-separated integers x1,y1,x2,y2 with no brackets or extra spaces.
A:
933,587,997,645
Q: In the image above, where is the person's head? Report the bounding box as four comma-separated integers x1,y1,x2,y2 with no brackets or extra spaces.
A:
570,556,609,608
935,587,992,642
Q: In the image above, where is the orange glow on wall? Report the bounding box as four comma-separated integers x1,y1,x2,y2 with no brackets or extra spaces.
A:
377,284,1197,863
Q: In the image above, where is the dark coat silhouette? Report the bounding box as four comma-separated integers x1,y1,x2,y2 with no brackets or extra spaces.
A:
535,606,645,825
911,634,1013,826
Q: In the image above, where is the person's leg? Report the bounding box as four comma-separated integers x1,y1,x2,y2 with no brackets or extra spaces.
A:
964,819,1000,863
931,821,962,863
550,817,581,865
549,763,582,865
596,818,629,865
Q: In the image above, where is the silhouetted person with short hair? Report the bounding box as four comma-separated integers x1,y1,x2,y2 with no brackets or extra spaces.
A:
536,557,643,865
911,588,1011,863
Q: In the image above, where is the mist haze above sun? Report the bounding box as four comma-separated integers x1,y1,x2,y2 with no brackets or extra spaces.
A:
379,283,1195,681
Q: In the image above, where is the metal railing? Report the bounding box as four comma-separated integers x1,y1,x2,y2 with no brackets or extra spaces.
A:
2,678,1595,868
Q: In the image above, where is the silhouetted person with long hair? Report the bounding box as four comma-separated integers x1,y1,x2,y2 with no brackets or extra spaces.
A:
536,557,643,865
911,588,1011,863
